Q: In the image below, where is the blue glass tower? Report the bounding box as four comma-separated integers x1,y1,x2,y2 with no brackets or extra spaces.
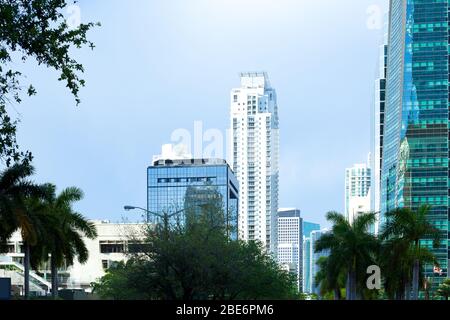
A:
382,0,449,288
303,221,320,239
147,158,239,239
302,221,320,293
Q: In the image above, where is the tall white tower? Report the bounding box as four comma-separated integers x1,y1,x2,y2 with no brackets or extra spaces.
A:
277,208,302,291
345,158,372,226
230,72,279,254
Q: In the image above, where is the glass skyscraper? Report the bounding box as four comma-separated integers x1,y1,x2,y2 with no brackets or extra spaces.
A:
147,157,239,240
372,32,388,235
381,0,449,287
302,221,321,294
310,229,330,297
302,237,312,294
303,221,320,239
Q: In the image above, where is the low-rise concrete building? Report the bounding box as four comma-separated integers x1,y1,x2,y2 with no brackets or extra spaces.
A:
0,220,147,295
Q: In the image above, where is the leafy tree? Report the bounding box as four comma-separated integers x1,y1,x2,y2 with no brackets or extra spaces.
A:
91,260,154,300
315,211,379,300
0,0,99,165
380,205,441,300
93,204,298,300
30,185,97,299
436,279,450,300
314,256,345,300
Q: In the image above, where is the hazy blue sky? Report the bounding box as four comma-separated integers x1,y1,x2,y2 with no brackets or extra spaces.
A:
13,0,388,227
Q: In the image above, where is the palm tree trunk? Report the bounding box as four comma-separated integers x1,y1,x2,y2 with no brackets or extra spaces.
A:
351,271,357,300
346,271,351,300
24,242,30,299
412,259,420,300
333,288,340,300
404,281,411,300
346,270,356,300
51,256,58,299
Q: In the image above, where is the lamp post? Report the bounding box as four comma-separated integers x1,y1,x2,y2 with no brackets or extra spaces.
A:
123,205,189,224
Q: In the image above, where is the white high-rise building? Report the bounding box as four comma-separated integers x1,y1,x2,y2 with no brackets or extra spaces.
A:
277,209,302,291
230,72,279,254
345,157,372,226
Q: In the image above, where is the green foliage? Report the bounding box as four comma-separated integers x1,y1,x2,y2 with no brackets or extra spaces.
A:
93,205,298,300
436,279,450,300
314,256,346,300
314,211,379,300
91,261,153,300
29,185,97,270
0,162,48,246
315,206,441,300
379,205,441,299
0,0,99,165
0,163,94,298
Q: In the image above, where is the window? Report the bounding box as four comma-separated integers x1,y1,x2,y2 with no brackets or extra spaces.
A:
128,242,150,253
233,95,238,102
102,260,109,270
100,241,124,253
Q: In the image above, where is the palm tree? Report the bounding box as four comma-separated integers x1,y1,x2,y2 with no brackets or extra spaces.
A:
0,164,44,242
314,256,345,300
378,237,411,299
436,279,450,300
0,163,49,298
380,205,441,300
30,185,97,298
315,211,379,300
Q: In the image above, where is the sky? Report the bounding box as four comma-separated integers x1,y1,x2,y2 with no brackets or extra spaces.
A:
13,0,388,228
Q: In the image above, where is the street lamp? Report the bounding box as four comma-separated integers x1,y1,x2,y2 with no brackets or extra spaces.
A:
124,205,204,241
123,205,202,224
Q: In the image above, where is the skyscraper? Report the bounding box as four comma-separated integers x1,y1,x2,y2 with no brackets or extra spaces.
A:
303,221,321,239
382,0,449,286
345,158,372,225
371,10,389,235
302,221,320,294
277,208,303,291
148,145,239,239
310,229,330,296
302,237,312,294
230,72,279,254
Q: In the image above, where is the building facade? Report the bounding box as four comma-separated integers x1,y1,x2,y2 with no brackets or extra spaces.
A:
0,221,146,295
303,221,321,239
302,221,321,294
371,9,389,235
147,155,239,240
310,229,330,297
302,237,312,293
345,160,372,225
381,0,449,286
230,72,279,254
277,208,303,291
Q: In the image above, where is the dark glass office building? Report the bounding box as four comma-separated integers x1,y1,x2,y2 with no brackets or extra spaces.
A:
382,0,449,289
147,158,239,239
